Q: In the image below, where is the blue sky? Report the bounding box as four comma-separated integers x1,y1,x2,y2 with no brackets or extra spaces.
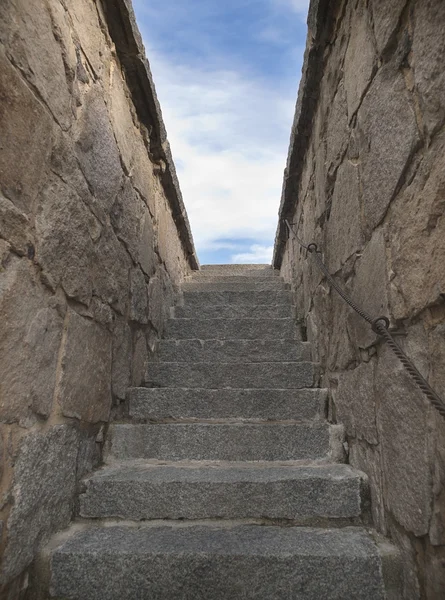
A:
132,0,309,264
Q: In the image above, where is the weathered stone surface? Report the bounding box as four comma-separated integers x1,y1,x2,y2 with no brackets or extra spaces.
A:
388,139,445,319
369,0,407,56
182,280,286,292
146,361,315,390
107,422,330,461
348,228,389,349
0,0,72,129
128,387,327,422
130,268,148,324
111,180,156,276
92,226,132,315
335,361,378,445
326,160,363,272
50,525,388,600
1,425,78,582
412,0,445,135
344,3,377,119
36,176,97,305
63,0,111,80
0,257,63,423
0,193,33,256
175,302,292,319
165,317,297,340
148,266,175,334
376,345,432,536
158,339,311,363
325,82,349,171
112,320,132,401
357,67,419,233
56,309,112,423
0,47,54,213
75,86,123,216
80,462,364,521
182,289,292,307
131,331,150,388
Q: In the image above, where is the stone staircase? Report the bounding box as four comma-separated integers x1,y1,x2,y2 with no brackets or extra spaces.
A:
42,265,400,599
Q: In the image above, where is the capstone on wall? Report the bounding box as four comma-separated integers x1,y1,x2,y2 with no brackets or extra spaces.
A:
274,0,445,598
0,0,197,596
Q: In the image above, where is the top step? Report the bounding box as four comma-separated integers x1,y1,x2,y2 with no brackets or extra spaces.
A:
199,264,278,277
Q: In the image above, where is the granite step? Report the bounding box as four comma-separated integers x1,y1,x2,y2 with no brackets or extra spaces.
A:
128,388,327,422
79,461,366,522
157,339,311,363
106,422,330,461
145,362,316,389
174,303,293,319
188,275,281,283
49,524,397,600
164,317,298,340
200,264,277,276
182,280,288,292
182,289,292,306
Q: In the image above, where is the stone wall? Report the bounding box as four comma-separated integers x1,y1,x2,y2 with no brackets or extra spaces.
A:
0,0,197,596
274,0,445,598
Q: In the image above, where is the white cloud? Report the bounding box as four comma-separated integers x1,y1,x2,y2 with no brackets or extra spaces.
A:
232,244,274,264
146,48,298,259
273,0,310,16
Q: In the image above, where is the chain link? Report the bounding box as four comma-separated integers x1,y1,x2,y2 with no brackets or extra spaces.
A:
285,220,445,419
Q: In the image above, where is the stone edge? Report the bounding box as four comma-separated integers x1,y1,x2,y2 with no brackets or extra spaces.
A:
102,0,199,270
272,0,336,269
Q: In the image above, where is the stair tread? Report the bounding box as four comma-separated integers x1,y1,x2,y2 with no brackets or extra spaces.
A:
50,525,388,600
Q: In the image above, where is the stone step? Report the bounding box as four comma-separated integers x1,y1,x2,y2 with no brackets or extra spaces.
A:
174,303,293,319
164,317,298,340
106,422,330,461
188,275,281,283
182,280,287,292
182,289,292,306
201,264,275,275
145,362,316,389
158,339,311,363
49,524,397,600
128,388,327,421
79,462,366,522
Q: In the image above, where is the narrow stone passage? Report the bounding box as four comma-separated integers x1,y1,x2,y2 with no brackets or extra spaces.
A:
45,265,400,599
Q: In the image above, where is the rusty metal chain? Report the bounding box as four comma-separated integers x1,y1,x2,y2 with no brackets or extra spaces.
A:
285,220,445,419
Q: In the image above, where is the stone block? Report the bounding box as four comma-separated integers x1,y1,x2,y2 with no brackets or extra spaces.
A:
107,422,330,461
0,425,78,583
0,193,33,256
0,257,63,424
326,160,363,273
146,361,315,390
344,2,376,120
182,289,292,306
130,268,148,324
107,66,157,215
112,320,132,401
0,46,55,213
357,67,420,233
0,0,72,129
50,525,389,600
64,0,111,80
174,302,292,319
335,360,378,445
165,317,297,340
412,0,445,135
369,0,407,56
35,176,97,305
92,226,132,315
74,86,123,217
56,309,112,423
325,82,349,171
376,344,432,536
128,387,326,422
348,228,389,349
111,180,156,276
388,140,445,319
79,462,364,521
